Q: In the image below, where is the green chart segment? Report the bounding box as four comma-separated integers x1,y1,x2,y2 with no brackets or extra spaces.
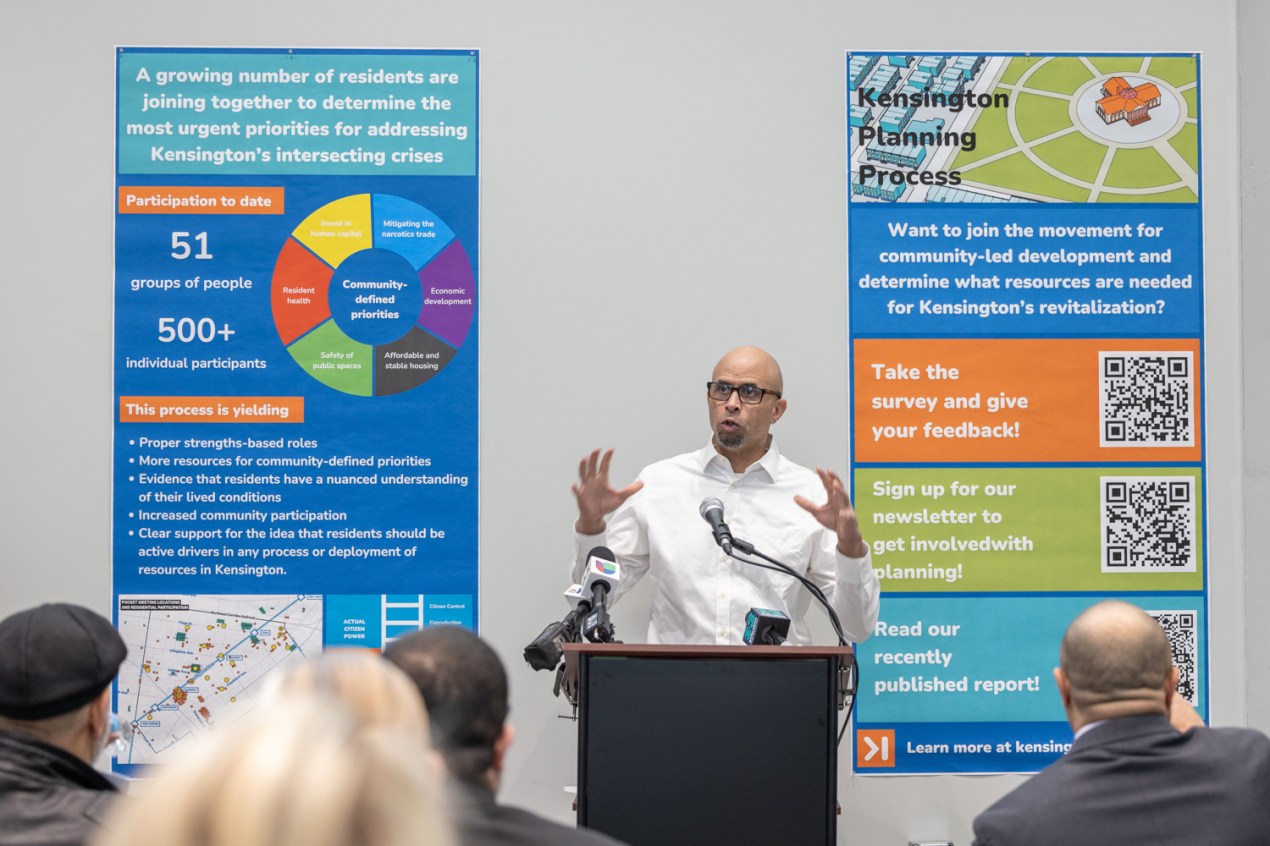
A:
271,193,475,396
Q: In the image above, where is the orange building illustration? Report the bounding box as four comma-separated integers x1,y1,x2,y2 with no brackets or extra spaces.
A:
1096,76,1162,126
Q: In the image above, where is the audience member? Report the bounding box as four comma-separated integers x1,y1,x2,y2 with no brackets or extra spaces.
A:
264,648,431,739
95,697,451,846
972,600,1270,845
0,603,126,846
95,671,454,846
385,626,628,846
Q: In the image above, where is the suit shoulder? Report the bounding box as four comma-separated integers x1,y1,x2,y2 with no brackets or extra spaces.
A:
1190,725,1270,766
971,761,1080,845
472,803,629,846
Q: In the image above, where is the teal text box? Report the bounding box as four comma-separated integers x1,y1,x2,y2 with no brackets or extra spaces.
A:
857,594,1206,723
119,49,477,176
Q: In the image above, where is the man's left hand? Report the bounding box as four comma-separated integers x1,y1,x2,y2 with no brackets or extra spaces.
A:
794,468,868,558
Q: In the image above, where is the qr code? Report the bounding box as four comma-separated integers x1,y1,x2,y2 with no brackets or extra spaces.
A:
1146,609,1198,704
1099,352,1194,447
1100,476,1196,572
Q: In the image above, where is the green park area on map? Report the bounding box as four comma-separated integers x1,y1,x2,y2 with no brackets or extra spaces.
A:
951,55,1198,203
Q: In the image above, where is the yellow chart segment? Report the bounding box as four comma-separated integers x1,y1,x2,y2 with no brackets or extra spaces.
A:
294,193,374,267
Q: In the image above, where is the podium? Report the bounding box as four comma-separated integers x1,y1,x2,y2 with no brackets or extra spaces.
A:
563,643,854,846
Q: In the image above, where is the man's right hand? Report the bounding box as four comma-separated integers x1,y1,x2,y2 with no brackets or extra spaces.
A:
572,448,643,534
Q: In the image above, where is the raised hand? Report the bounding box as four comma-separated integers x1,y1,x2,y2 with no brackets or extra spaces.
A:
793,467,867,558
572,448,644,534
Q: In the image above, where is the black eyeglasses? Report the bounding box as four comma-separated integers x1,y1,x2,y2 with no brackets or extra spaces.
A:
706,381,782,404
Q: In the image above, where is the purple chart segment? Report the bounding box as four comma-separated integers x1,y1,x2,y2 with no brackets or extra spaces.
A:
417,240,476,348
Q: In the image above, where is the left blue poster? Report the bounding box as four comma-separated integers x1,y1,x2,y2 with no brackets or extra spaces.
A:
112,47,478,771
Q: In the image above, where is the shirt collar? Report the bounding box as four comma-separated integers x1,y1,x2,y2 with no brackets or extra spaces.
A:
1072,718,1108,742
696,437,781,481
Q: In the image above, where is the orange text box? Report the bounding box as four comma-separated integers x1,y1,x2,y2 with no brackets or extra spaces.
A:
119,396,303,423
854,338,1201,463
118,186,284,214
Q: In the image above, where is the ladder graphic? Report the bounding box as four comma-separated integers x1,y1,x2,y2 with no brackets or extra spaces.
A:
381,595,425,648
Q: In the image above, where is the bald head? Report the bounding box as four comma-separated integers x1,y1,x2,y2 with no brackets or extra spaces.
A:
1057,600,1175,725
712,346,784,394
707,346,788,471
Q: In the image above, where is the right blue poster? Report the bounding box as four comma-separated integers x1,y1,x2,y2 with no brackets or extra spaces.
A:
845,53,1206,774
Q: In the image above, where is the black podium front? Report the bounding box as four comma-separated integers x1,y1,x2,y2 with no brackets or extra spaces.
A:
564,643,852,846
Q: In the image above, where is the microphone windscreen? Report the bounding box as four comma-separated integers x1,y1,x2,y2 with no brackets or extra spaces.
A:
743,607,792,645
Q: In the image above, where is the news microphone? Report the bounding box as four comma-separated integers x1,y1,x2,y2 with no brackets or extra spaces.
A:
563,583,589,609
523,585,592,671
699,497,735,554
743,607,792,645
580,546,621,642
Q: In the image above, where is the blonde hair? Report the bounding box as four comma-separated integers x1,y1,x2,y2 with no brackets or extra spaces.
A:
95,655,454,846
264,649,430,738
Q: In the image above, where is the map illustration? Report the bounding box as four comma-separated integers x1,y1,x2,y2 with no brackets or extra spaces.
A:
115,595,322,766
848,54,1199,203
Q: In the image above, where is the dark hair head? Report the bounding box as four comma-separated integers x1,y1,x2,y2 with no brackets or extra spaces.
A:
382,626,508,782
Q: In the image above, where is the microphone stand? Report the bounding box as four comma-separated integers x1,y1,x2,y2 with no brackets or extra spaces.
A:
727,543,847,646
727,535,860,743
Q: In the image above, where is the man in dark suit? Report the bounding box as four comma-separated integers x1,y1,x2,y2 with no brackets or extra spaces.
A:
972,600,1270,846
384,627,627,846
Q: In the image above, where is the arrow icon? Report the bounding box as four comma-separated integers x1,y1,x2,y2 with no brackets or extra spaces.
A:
856,729,896,768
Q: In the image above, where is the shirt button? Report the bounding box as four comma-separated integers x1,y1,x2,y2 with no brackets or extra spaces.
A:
718,629,727,637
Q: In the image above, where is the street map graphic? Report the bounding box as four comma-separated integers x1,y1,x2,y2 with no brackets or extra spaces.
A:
115,595,322,766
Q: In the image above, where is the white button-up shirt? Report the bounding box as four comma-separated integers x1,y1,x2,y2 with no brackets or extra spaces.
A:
573,440,879,645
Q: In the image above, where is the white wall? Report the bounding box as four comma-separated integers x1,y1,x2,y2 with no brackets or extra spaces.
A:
1239,0,1270,734
1,2,1251,843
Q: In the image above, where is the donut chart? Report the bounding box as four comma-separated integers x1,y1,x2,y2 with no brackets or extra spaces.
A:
271,194,475,396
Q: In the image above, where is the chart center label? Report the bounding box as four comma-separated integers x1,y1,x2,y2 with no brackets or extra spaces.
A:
328,249,425,345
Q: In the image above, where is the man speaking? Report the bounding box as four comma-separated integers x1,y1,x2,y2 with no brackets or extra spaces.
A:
571,346,879,645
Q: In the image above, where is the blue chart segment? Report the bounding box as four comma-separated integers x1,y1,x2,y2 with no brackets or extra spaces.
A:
271,193,476,396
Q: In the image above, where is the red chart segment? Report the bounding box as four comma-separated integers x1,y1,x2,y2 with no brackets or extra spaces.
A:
271,194,476,396
271,238,334,345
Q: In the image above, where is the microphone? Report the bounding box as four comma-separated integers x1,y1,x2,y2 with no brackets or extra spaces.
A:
699,497,735,554
743,608,791,645
698,503,849,647
563,583,589,609
523,585,592,671
580,546,622,642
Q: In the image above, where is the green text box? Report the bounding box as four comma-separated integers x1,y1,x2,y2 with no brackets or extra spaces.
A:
855,466,1203,592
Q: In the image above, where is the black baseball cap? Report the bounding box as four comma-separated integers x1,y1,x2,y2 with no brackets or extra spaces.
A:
0,603,127,720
